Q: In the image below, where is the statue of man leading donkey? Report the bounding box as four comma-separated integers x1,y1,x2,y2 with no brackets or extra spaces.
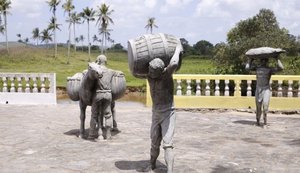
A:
67,54,126,140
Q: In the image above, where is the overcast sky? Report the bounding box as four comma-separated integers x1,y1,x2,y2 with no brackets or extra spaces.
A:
3,0,300,48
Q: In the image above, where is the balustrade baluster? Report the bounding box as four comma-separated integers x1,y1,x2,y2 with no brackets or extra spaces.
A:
298,80,300,97
17,77,23,92
32,77,38,93
225,80,229,96
215,80,220,96
287,80,293,97
205,80,210,96
48,77,52,93
2,77,8,92
186,80,191,96
10,77,16,92
247,80,252,97
278,80,283,97
25,77,30,93
176,79,182,96
269,81,273,96
41,77,46,93
196,80,201,96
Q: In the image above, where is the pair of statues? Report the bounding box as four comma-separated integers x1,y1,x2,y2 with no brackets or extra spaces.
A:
67,54,126,140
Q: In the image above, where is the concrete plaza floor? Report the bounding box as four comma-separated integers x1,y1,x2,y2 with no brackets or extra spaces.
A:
0,100,299,173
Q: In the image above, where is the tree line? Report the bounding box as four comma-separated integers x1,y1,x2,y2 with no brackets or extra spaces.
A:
1,2,300,73
180,9,300,74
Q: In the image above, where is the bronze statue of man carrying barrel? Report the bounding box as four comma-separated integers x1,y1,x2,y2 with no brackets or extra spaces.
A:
128,33,183,173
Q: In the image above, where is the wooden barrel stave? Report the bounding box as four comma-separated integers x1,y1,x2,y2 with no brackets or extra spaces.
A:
127,33,181,78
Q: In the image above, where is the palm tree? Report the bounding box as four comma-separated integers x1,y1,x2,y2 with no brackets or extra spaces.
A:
96,3,114,54
16,33,22,42
81,7,95,60
79,35,84,51
92,34,101,51
24,37,29,46
68,11,81,52
75,37,79,50
99,26,112,54
0,25,4,35
62,0,74,64
145,17,158,34
40,29,53,48
47,0,60,58
32,27,40,46
0,12,4,35
0,0,12,53
48,16,61,32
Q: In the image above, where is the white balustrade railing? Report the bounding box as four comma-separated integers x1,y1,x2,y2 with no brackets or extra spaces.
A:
146,74,300,110
0,73,56,105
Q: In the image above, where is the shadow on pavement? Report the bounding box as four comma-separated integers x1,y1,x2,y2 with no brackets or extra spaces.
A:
115,160,166,173
233,120,256,126
211,165,250,173
64,128,121,139
288,139,300,146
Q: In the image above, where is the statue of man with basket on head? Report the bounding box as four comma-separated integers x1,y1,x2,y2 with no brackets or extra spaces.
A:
245,47,284,127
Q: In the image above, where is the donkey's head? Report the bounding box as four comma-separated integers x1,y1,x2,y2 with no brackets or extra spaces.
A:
87,62,103,79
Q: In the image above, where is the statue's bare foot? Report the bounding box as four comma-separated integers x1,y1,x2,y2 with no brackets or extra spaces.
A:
79,133,85,139
138,164,155,172
112,127,121,133
102,128,112,140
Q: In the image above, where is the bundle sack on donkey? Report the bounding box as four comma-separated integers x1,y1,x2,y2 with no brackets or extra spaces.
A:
66,56,126,139
67,70,126,101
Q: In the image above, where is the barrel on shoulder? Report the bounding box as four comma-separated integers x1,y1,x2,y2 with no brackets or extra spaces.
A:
128,33,182,78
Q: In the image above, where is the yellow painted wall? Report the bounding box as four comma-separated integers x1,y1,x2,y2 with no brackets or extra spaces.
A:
146,74,300,111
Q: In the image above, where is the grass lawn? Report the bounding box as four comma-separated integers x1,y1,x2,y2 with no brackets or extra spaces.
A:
0,46,217,88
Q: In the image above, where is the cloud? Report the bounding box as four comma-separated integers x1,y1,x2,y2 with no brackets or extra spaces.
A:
11,0,45,18
160,0,193,13
195,0,231,18
145,0,157,8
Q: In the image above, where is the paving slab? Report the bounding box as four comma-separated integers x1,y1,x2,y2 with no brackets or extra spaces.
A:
0,101,300,173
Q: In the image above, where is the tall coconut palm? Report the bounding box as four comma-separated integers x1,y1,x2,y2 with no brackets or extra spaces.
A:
32,27,40,46
99,26,112,53
48,16,61,33
16,33,22,42
79,34,84,51
24,37,29,46
0,25,4,35
47,0,60,58
145,17,158,34
96,3,114,54
62,0,74,64
0,12,4,35
68,11,81,52
40,29,53,48
81,7,95,60
0,0,12,54
75,37,79,50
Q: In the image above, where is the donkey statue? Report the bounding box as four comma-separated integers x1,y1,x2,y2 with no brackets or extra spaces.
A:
67,62,126,139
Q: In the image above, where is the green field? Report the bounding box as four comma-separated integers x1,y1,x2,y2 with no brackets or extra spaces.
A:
0,46,216,89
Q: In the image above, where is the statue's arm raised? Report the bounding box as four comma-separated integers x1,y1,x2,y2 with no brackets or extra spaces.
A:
165,44,182,74
245,58,256,71
272,58,284,73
